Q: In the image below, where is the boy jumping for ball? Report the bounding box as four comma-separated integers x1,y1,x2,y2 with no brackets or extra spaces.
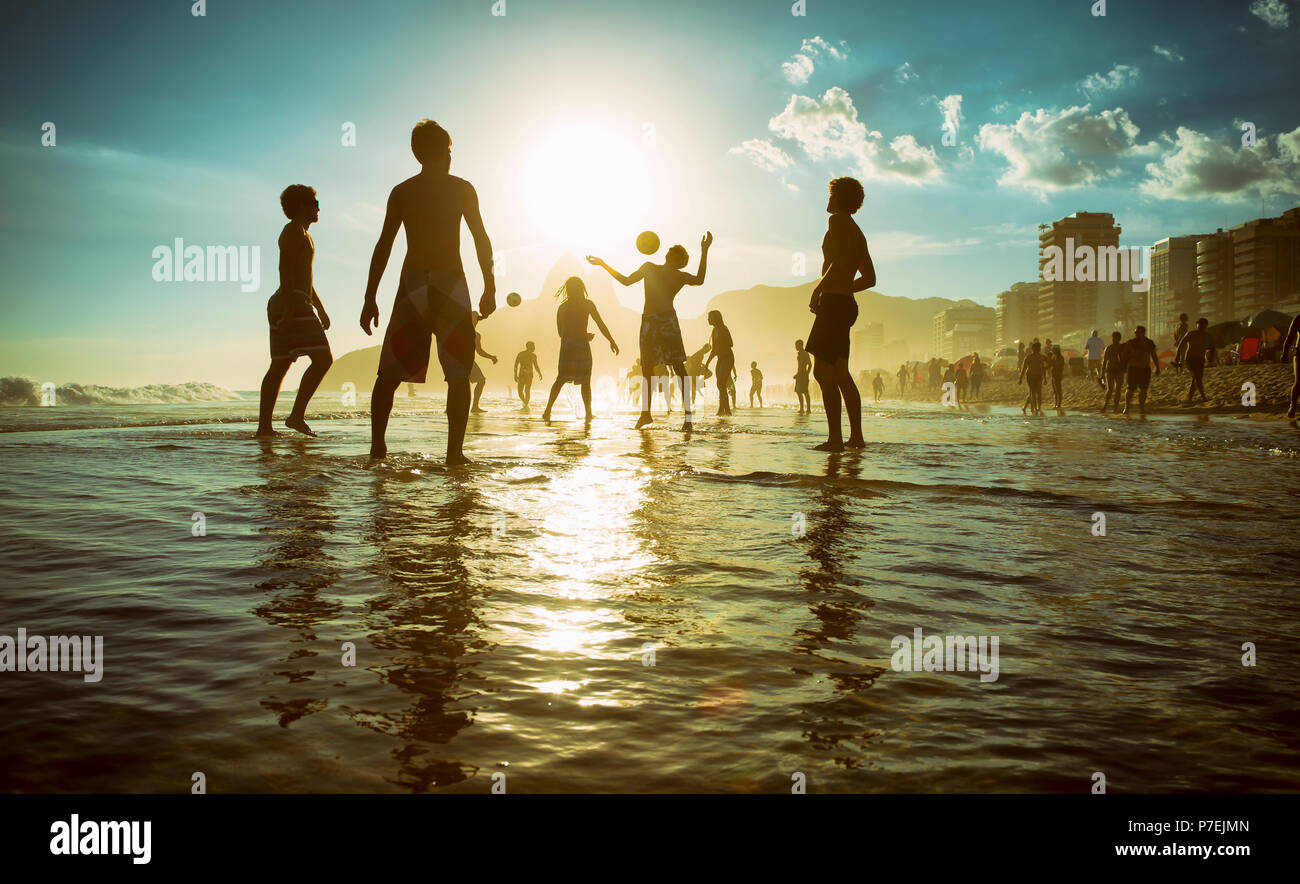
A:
587,231,712,432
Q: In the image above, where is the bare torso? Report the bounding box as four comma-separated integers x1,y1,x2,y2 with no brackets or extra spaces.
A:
278,223,313,294
392,172,469,275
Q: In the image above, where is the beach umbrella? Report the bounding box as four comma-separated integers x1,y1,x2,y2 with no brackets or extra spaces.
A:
1156,348,1175,367
1245,309,1290,335
1206,320,1246,348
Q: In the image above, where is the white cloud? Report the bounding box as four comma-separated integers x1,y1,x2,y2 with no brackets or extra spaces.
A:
1152,44,1184,63
895,62,918,84
781,35,848,84
767,86,942,184
1080,64,1141,98
1249,0,1290,29
868,231,983,256
1140,125,1300,201
976,104,1159,193
729,138,795,172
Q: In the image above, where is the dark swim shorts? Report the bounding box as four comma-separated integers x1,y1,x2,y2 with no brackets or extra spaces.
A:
805,292,859,363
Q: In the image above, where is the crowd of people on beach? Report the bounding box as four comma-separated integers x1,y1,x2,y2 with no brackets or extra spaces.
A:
257,119,876,460
255,118,1300,461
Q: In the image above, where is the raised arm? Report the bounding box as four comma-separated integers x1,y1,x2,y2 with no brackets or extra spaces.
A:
463,181,496,318
686,232,713,285
586,255,644,287
361,190,402,335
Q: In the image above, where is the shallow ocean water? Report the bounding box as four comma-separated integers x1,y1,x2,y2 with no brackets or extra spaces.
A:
1,391,1297,793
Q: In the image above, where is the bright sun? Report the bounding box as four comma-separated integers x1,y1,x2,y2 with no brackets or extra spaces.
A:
519,122,652,249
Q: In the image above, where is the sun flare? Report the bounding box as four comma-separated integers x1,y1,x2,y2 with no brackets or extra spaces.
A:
518,121,652,249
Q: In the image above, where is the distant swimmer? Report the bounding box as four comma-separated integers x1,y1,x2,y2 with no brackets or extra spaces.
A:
806,177,874,451
704,310,735,416
749,361,764,407
514,341,543,410
1123,325,1160,415
1175,317,1215,406
1100,331,1125,413
360,119,495,464
589,231,712,432
1018,341,1047,416
258,184,333,438
540,276,618,422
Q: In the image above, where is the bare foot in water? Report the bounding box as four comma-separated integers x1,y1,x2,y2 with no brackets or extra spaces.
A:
813,440,844,452
369,444,387,461
471,406,486,414
845,436,866,449
446,452,473,466
634,412,653,429
285,417,316,437
255,428,279,438
541,411,552,422
681,421,693,433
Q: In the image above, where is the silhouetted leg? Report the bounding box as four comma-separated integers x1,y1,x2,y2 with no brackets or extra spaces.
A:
635,370,653,428
1290,357,1299,418
838,359,864,446
673,365,692,431
472,380,486,412
581,381,593,419
541,379,564,420
370,375,400,459
813,358,843,450
257,358,292,436
446,378,471,464
286,351,332,436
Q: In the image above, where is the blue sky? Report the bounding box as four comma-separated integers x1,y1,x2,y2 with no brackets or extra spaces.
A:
2,0,1298,387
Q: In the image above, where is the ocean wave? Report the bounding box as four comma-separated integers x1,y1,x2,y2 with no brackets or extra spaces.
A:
0,377,243,406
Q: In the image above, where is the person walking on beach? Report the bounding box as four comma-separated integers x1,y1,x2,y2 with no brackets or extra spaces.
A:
896,362,908,396
1175,317,1215,406
806,177,874,451
469,313,497,413
1172,313,1190,374
749,362,764,407
969,353,985,400
1017,340,1025,373
258,185,334,438
540,276,618,422
795,340,813,414
1048,345,1065,411
360,119,495,463
704,310,735,416
928,358,941,391
1018,341,1047,416
1123,325,1160,415
1100,331,1126,413
588,231,712,432
953,363,968,405
513,341,542,410
1282,314,1300,419
1085,329,1105,387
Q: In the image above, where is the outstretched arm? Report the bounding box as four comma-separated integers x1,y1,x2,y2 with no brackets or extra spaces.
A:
361,190,402,334
464,182,496,318
686,231,713,285
586,256,643,287
476,337,496,362
590,304,619,355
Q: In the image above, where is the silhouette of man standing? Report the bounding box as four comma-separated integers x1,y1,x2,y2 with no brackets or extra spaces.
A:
360,119,495,463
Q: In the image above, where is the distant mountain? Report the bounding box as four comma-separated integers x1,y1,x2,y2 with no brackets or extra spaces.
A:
323,259,971,392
